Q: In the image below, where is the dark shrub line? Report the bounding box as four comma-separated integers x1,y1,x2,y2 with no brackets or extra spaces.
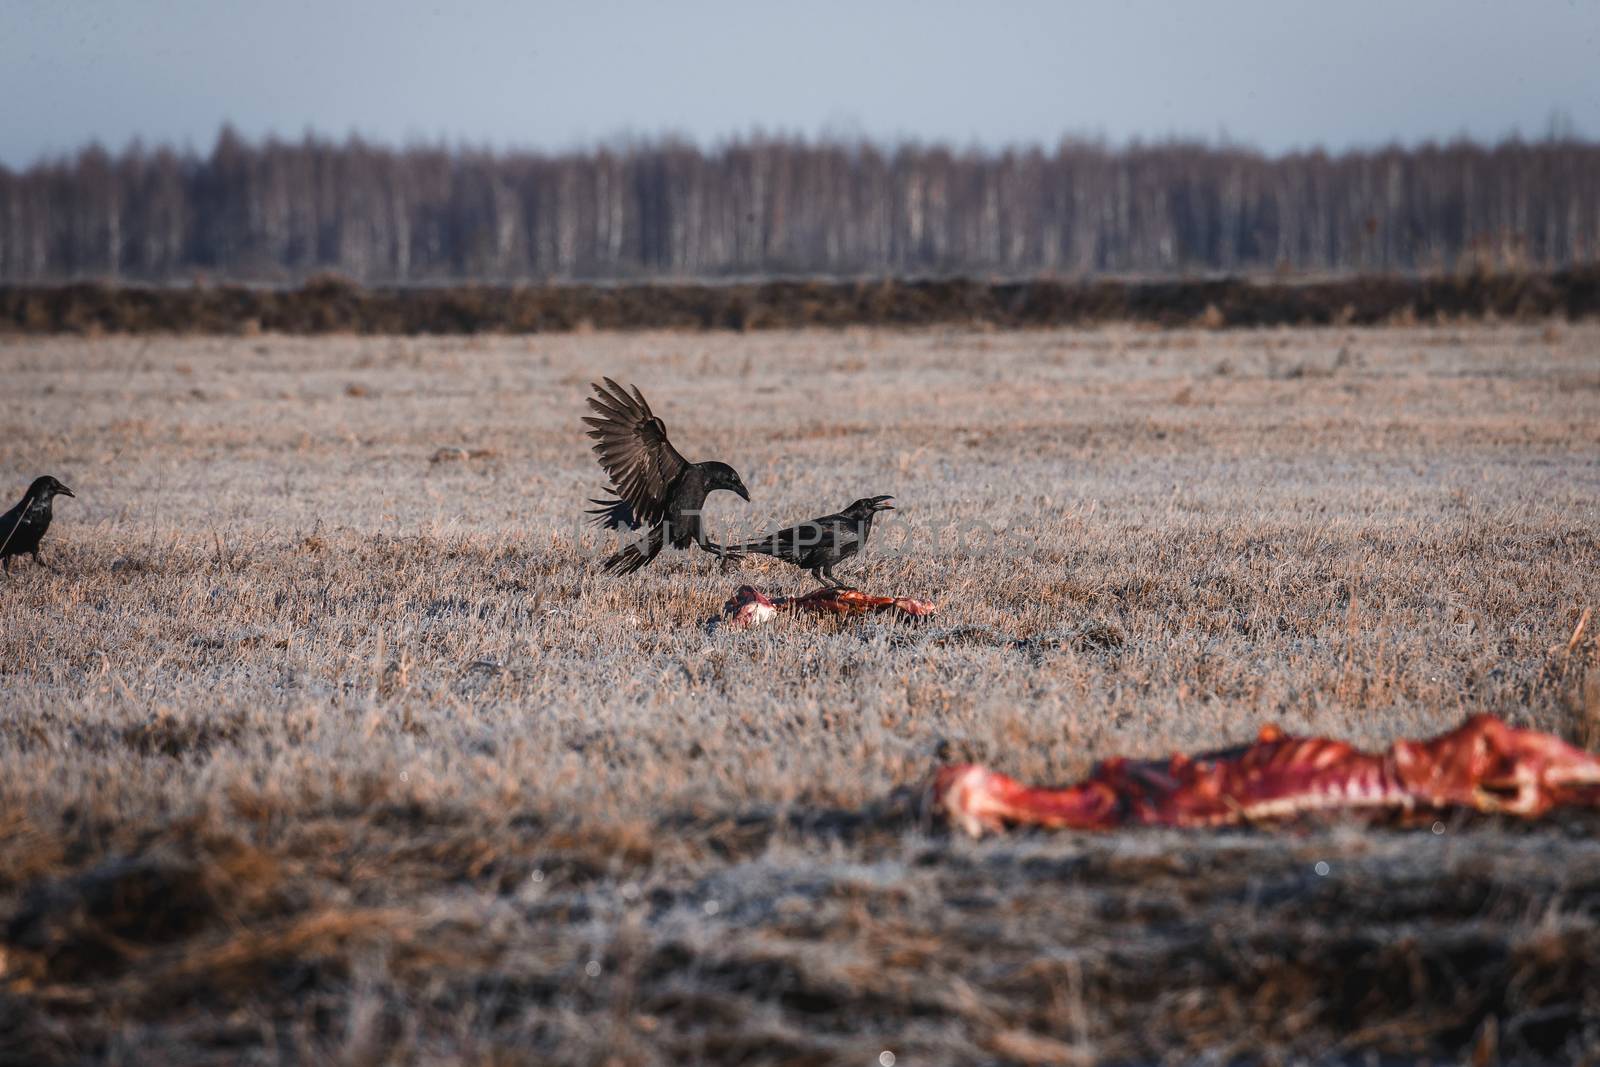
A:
3,267,1598,335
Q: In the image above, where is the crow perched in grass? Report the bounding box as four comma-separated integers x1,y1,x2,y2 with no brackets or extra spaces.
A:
730,495,895,588
0,476,75,573
584,378,750,575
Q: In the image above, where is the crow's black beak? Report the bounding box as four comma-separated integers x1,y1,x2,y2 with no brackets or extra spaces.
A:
57,485,75,498
874,496,895,511
733,483,751,502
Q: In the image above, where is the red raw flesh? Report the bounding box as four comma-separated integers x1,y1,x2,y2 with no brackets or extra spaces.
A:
934,715,1600,836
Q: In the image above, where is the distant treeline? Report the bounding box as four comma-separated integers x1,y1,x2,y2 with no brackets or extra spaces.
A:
2,129,1598,283
5,268,1596,334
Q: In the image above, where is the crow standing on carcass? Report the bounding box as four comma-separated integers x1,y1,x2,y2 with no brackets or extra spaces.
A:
584,378,750,575
729,495,895,589
1,476,75,573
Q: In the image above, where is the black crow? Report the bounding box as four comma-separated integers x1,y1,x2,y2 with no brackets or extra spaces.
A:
729,495,895,588
584,378,750,575
0,476,75,573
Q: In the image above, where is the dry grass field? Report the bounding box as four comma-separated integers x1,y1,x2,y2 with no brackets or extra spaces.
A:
2,323,1599,1065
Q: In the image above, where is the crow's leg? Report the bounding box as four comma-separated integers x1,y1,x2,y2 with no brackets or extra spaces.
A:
704,540,743,572
2,556,9,574
820,565,855,591
702,538,740,561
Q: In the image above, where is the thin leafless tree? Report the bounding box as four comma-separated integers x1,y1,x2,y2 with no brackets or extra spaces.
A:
1,128,1595,282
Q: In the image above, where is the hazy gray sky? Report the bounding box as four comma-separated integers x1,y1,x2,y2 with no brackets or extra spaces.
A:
2,1,1597,167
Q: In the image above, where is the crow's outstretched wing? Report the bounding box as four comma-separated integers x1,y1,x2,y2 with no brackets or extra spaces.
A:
582,379,690,528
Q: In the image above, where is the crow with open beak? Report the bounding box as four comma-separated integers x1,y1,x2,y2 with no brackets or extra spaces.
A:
583,378,751,575
0,475,75,573
729,495,895,589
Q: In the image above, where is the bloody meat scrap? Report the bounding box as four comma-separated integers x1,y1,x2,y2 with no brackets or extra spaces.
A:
934,714,1600,837
720,585,935,629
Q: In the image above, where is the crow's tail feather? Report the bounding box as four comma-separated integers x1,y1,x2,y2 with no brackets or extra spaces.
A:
602,522,665,575
586,493,641,531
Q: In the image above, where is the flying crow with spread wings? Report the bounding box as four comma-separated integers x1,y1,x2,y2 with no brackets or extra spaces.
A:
1,475,75,573
729,495,895,589
584,379,750,575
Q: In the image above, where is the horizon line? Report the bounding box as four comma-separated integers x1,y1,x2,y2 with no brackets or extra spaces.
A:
4,117,1593,173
